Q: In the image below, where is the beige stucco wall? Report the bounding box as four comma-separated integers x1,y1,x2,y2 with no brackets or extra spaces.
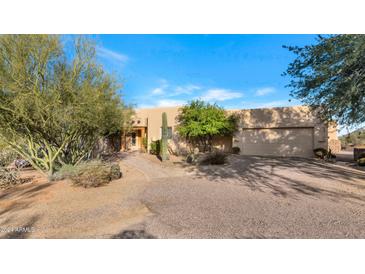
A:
132,106,232,154
130,105,339,157
233,106,338,156
136,107,180,149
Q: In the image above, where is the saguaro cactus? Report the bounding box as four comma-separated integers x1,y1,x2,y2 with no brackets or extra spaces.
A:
160,112,169,161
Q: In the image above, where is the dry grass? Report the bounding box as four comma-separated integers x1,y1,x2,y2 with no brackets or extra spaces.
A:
52,160,122,188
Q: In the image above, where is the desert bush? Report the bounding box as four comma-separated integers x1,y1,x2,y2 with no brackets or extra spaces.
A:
313,148,328,159
0,167,20,189
110,163,122,180
0,149,18,167
70,161,112,188
0,35,133,177
50,164,79,181
358,158,365,166
51,160,122,187
232,147,240,154
186,153,198,164
313,148,336,160
149,140,160,155
198,151,227,165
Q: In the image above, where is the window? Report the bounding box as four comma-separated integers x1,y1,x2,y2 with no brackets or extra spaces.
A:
160,127,173,139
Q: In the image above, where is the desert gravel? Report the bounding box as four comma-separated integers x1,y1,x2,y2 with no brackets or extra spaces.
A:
1,153,365,238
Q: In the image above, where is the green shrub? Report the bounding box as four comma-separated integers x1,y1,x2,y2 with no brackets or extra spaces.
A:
149,140,160,155
50,164,79,181
358,158,365,166
0,167,20,189
110,163,122,180
232,147,240,154
0,149,18,167
198,151,227,165
313,148,328,159
358,152,365,159
142,137,147,151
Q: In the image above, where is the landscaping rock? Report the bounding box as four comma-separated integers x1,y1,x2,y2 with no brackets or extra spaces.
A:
14,159,31,169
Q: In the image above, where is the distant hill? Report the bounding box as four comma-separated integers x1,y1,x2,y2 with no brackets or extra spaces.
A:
339,127,365,147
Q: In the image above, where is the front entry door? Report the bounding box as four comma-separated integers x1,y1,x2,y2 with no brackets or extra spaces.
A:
130,130,139,150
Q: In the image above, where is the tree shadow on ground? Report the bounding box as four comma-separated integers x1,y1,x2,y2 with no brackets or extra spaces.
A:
102,152,129,162
111,229,156,239
0,182,53,218
180,155,365,203
0,215,39,239
0,181,52,202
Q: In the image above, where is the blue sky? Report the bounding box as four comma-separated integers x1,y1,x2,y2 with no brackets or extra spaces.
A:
95,34,318,109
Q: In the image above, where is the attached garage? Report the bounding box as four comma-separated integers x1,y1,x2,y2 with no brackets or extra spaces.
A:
237,127,314,157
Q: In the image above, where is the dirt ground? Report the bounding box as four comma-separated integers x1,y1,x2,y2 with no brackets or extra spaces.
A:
0,161,151,238
1,152,365,238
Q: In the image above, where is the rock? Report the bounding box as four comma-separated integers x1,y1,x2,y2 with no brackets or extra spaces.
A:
14,159,31,169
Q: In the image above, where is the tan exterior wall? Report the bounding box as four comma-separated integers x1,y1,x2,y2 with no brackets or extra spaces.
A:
136,107,180,144
127,105,339,157
131,106,232,154
233,106,338,157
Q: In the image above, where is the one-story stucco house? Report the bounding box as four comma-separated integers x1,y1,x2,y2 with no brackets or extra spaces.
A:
121,105,341,158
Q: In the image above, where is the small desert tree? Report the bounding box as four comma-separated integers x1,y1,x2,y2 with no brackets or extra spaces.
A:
177,100,237,152
160,112,169,161
0,35,131,176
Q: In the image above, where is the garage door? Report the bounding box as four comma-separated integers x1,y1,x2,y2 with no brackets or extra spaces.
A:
237,128,314,157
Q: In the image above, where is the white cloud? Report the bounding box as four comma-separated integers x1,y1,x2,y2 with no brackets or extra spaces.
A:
151,88,164,95
150,79,169,95
97,47,129,63
174,84,201,95
199,89,243,102
156,99,186,107
255,87,275,96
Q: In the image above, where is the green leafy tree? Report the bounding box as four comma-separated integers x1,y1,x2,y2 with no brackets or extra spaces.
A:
284,34,365,126
160,112,169,161
177,100,237,152
0,35,132,176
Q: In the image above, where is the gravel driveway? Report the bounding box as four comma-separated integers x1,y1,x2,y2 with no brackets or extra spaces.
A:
1,153,365,238
121,154,365,239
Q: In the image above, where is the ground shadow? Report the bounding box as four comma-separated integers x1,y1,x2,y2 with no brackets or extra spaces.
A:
1,215,39,239
111,229,156,239
102,152,129,162
0,182,53,218
180,155,365,203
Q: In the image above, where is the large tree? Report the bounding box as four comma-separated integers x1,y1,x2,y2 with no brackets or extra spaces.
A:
284,34,365,126
177,100,237,152
0,35,132,176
